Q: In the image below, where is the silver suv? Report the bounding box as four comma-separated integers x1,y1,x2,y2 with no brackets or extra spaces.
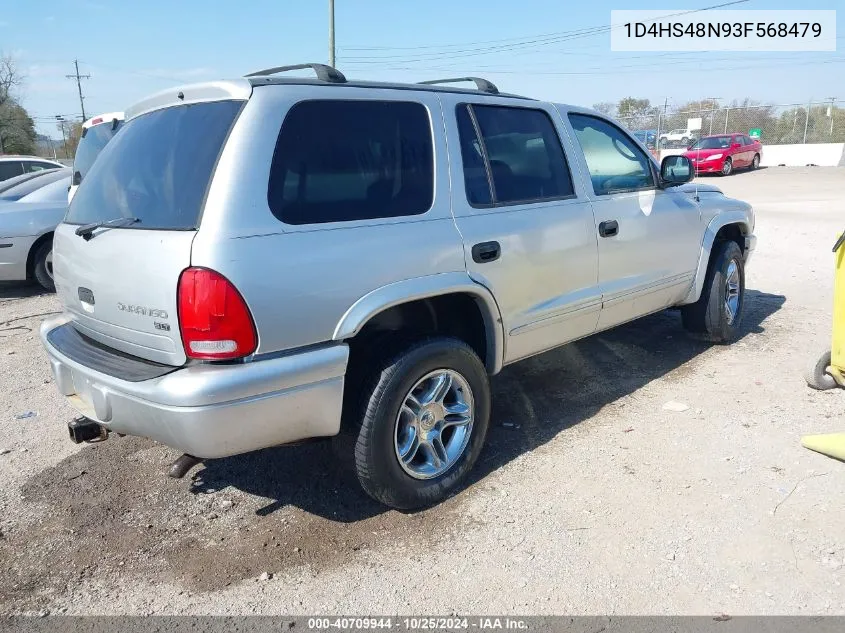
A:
41,64,756,510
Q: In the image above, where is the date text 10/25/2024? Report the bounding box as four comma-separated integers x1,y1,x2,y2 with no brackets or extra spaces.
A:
307,617,529,630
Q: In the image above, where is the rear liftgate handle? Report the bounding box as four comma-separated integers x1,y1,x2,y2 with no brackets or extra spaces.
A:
472,241,501,264
599,220,619,238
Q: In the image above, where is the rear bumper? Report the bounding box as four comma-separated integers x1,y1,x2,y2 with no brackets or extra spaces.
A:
691,158,726,173
40,315,348,458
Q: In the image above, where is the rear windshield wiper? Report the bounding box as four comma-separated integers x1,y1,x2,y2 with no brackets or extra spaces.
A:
75,217,140,241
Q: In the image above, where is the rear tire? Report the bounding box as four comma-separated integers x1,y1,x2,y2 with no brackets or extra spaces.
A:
751,154,760,170
805,349,837,391
338,337,490,510
32,241,55,292
681,240,745,343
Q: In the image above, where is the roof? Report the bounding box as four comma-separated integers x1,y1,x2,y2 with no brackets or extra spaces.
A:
0,155,63,163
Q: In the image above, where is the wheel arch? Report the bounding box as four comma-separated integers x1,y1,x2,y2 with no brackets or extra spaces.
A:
680,214,751,305
333,272,505,374
26,231,54,280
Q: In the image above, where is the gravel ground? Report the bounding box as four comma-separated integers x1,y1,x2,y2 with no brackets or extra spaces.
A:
1,167,844,616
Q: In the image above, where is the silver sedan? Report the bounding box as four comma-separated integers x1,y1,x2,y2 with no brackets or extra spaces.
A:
0,169,71,291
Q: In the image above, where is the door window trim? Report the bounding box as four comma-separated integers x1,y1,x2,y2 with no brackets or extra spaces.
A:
456,102,577,210
568,112,659,198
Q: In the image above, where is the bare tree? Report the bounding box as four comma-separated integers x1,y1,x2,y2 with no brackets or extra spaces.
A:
592,102,617,117
0,54,22,110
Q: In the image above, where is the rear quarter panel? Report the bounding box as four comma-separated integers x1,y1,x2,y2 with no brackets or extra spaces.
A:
191,84,467,356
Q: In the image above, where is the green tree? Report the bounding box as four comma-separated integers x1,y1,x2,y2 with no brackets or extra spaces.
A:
0,53,37,155
616,97,659,131
0,100,36,154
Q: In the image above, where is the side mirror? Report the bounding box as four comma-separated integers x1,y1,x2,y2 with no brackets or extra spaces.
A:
660,155,693,186
732,142,741,150
72,171,82,186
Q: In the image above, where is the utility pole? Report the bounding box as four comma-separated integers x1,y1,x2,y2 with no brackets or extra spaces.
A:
55,115,69,158
827,97,836,136
328,0,336,67
66,60,90,122
703,97,720,135
656,97,668,152
803,97,812,144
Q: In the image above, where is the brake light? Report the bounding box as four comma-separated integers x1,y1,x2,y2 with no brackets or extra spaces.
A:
90,117,103,125
177,267,257,360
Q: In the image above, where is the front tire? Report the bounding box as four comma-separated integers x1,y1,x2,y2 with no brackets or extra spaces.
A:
341,337,491,510
681,240,745,343
32,241,55,292
721,158,733,176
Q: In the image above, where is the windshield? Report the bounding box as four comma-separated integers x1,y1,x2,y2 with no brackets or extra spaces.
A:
66,100,243,229
72,119,123,184
690,136,732,150
19,176,71,203
0,169,70,201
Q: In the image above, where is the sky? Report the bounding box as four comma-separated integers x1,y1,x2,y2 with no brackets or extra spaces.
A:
1,0,842,137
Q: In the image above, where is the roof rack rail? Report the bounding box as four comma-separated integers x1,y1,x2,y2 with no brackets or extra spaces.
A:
417,77,499,95
245,63,346,84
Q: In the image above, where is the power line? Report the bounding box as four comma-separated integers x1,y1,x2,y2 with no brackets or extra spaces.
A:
359,56,845,78
342,0,750,52
65,59,90,121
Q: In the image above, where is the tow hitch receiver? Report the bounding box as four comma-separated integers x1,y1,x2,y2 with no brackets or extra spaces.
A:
68,416,108,443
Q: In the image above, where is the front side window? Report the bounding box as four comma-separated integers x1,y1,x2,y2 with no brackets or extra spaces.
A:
568,113,655,196
268,100,434,225
0,161,24,181
455,104,574,206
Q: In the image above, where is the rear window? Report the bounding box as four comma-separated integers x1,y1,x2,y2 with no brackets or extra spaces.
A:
268,100,434,225
19,176,71,203
0,168,67,201
72,119,123,183
66,100,242,229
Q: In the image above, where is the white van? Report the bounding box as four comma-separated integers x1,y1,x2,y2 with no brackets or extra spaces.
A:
68,112,124,203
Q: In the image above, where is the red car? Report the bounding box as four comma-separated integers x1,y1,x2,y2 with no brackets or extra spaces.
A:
683,133,763,176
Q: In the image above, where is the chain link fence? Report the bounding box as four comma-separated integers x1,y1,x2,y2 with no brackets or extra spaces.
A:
612,99,845,150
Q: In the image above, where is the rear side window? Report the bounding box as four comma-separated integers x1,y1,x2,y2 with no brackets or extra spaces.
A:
73,120,123,183
66,100,242,229
24,161,59,173
268,100,434,225
455,104,574,206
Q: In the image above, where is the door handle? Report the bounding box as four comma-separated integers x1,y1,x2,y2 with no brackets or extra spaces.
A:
598,220,619,238
472,241,501,264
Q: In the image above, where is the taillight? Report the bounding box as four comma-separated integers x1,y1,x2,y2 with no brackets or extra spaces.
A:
177,267,257,360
